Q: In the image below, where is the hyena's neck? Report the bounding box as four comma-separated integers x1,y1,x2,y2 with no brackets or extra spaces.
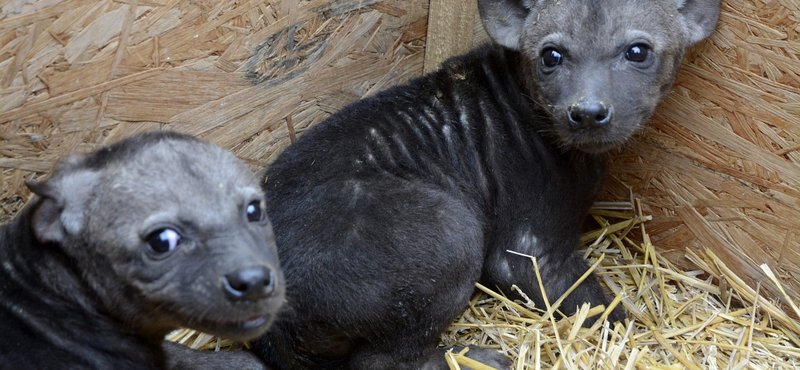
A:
0,202,102,322
0,203,164,367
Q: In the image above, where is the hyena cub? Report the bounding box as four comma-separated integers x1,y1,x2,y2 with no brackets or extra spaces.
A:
255,0,719,369
0,132,283,370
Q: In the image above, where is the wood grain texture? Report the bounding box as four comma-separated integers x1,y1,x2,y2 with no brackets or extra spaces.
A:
423,0,476,74
0,0,427,220
602,0,800,312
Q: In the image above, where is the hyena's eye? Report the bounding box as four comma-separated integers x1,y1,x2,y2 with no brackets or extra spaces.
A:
540,47,563,69
625,44,651,63
246,200,265,222
146,228,181,255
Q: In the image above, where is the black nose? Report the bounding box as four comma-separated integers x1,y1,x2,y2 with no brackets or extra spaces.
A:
567,102,612,129
223,266,275,301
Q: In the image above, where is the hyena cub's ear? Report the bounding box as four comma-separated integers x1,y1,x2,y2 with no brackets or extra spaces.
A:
676,0,721,44
25,153,100,244
477,0,535,50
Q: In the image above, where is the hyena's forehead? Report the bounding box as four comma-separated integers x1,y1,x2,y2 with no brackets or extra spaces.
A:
529,1,677,47
115,140,252,186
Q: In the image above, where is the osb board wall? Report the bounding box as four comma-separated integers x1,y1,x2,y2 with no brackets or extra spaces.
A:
1,0,799,313
603,0,800,310
0,0,428,211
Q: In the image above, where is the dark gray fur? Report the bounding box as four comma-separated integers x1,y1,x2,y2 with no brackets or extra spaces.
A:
0,132,284,370
254,0,719,369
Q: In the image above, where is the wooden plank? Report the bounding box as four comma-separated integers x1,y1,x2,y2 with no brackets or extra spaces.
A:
423,0,477,74
0,0,93,31
105,70,250,123
0,68,162,123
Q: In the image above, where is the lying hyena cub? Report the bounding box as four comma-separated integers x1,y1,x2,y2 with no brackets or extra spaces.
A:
0,132,284,370
255,0,719,368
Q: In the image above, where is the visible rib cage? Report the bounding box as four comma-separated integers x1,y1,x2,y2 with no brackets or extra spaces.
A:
269,47,563,215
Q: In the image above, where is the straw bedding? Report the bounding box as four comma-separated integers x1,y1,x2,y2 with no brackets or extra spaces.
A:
1,0,799,368
599,0,800,312
439,201,800,369
170,201,800,368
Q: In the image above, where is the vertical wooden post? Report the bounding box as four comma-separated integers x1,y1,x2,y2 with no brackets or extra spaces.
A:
423,0,478,74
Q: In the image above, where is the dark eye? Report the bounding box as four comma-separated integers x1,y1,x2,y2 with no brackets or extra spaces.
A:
625,44,651,63
540,48,563,69
246,201,264,222
146,228,181,254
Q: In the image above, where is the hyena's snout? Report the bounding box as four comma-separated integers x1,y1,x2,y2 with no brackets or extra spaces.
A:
567,100,613,130
222,265,277,301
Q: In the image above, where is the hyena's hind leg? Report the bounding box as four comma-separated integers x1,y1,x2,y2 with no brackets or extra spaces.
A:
482,234,625,325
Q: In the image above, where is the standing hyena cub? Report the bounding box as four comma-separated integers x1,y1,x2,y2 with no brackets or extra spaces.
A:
0,132,284,370
255,0,719,369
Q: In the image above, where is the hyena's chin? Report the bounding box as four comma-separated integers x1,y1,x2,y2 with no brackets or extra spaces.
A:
566,139,623,154
556,120,641,153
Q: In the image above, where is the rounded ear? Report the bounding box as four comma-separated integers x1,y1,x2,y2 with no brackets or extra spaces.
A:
677,0,721,44
26,180,66,243
477,0,533,50
25,153,100,244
